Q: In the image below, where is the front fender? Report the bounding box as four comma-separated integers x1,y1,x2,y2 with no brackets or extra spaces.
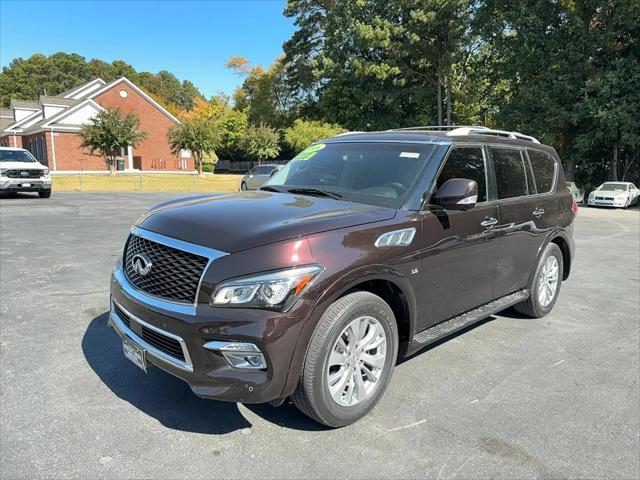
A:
278,263,417,399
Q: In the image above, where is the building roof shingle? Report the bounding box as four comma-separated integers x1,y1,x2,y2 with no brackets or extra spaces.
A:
10,99,39,110
22,99,82,134
39,95,79,107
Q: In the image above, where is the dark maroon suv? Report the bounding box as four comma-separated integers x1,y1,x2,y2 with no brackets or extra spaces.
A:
109,127,576,427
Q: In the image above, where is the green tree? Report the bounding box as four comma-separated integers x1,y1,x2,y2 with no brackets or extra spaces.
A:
239,124,281,163
80,109,147,174
138,70,202,111
181,95,249,160
0,52,89,105
227,56,299,129
475,0,640,182
168,118,221,174
0,52,202,113
284,119,345,152
283,1,475,129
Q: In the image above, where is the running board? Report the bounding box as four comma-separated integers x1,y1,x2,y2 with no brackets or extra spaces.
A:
412,290,529,346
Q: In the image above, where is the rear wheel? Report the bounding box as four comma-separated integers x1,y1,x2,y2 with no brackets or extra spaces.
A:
514,242,563,318
291,291,398,427
39,190,51,198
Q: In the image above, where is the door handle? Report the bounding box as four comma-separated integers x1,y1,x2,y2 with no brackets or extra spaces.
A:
480,217,498,228
532,208,545,217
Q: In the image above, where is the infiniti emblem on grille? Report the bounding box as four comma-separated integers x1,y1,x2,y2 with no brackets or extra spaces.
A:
131,253,153,276
20,171,29,176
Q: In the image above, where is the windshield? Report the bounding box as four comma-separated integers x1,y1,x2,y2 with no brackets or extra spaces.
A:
263,142,435,208
600,183,628,191
0,150,37,163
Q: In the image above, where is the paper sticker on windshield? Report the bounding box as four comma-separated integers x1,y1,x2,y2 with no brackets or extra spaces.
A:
295,143,326,161
400,152,420,159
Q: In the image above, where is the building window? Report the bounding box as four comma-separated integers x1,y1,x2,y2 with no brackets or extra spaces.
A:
119,89,128,98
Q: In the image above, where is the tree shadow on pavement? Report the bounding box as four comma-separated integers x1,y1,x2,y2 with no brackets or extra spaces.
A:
82,312,325,434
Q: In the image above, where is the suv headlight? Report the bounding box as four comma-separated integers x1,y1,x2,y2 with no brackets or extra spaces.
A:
42,169,49,176
0,168,7,176
211,265,324,311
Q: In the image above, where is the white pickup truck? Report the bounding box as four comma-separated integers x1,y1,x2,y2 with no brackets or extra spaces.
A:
0,147,52,198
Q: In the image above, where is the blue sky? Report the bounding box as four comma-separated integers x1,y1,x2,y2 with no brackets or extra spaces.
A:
0,0,295,97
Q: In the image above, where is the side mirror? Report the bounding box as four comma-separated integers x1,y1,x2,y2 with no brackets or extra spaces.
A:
433,178,478,211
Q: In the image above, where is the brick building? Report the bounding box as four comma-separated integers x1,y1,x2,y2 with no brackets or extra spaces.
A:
0,77,193,172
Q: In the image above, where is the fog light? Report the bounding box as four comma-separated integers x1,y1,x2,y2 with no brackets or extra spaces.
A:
203,341,267,369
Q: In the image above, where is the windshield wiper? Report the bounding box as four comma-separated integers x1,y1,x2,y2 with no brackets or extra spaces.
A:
259,185,284,193
285,187,344,200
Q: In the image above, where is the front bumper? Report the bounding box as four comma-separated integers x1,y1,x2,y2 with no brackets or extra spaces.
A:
109,264,305,403
588,197,627,207
0,177,51,192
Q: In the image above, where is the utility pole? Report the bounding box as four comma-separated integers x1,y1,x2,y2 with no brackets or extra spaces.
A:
79,158,84,192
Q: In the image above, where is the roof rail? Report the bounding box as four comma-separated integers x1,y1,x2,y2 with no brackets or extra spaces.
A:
447,127,540,143
388,125,489,132
334,131,364,136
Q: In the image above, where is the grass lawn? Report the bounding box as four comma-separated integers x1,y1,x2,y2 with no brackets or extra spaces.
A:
52,173,243,192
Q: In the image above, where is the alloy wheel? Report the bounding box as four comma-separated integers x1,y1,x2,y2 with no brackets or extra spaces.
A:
326,316,387,407
538,255,559,307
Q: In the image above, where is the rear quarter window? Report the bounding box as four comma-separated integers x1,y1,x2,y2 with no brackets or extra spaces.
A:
528,150,557,193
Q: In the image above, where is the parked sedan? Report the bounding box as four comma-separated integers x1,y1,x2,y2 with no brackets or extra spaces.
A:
566,182,584,203
240,164,284,191
587,182,640,208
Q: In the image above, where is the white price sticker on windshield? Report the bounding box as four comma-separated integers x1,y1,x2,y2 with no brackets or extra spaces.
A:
399,152,420,159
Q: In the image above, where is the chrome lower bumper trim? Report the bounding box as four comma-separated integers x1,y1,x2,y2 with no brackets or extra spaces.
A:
109,298,194,372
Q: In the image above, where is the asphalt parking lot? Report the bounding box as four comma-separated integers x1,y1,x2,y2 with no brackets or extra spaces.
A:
1,192,638,479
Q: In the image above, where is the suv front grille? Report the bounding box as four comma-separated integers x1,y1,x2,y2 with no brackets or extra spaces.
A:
113,303,131,329
140,325,185,360
112,302,186,362
123,234,209,303
6,169,43,179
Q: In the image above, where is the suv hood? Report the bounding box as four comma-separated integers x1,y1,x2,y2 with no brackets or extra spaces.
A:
0,161,46,170
136,191,396,253
594,189,628,196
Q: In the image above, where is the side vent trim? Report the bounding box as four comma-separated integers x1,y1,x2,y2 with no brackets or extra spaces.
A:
375,228,416,248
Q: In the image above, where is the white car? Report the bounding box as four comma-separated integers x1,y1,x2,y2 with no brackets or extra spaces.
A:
0,147,52,198
587,181,639,208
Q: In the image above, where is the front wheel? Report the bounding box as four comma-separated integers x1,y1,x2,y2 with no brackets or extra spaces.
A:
38,190,51,198
291,291,398,427
240,182,247,191
514,242,563,318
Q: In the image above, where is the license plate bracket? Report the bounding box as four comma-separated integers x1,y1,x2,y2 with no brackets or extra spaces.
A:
122,338,148,372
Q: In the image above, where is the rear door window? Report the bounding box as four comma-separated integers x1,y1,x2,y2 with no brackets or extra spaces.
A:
436,147,487,202
528,150,557,193
490,147,529,199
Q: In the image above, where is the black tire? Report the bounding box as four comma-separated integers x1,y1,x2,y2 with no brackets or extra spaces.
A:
291,291,398,428
514,242,563,318
240,182,247,191
38,190,51,198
